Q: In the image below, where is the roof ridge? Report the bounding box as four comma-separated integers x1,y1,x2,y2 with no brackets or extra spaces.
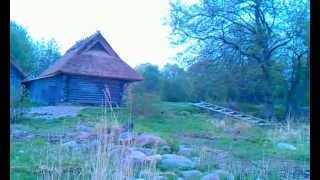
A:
65,31,101,53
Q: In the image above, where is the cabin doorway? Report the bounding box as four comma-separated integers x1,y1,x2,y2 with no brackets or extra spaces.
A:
47,85,58,105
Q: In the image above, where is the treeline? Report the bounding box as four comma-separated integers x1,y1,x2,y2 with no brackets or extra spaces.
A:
10,21,61,77
132,58,309,121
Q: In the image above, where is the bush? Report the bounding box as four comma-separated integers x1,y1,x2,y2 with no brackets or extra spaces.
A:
10,87,31,123
127,88,161,118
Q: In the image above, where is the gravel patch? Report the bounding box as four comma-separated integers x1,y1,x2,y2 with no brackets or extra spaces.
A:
27,105,87,119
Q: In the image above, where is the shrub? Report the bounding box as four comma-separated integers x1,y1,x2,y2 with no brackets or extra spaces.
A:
127,86,162,118
10,87,31,123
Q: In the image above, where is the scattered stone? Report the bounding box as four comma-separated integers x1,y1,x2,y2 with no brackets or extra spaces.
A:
63,141,78,149
201,170,234,180
135,133,167,147
181,170,202,179
130,147,156,156
120,132,135,145
108,146,148,166
139,170,158,179
145,154,162,162
276,142,297,150
178,145,194,157
121,122,134,132
76,131,95,141
160,154,195,170
191,157,201,165
154,176,168,180
160,145,171,154
47,135,65,144
76,124,94,132
11,127,31,139
129,150,147,165
177,177,186,180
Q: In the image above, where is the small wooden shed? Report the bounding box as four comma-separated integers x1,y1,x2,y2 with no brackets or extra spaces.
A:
10,55,26,100
23,31,143,105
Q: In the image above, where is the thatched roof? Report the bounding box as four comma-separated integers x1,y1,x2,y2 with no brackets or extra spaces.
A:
10,55,26,78
25,31,143,82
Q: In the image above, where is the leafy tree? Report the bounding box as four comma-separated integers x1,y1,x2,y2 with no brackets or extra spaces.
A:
10,21,35,73
134,63,161,93
32,39,61,76
160,64,190,102
10,21,61,77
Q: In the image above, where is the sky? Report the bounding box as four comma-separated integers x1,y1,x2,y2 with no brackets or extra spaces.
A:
10,0,192,68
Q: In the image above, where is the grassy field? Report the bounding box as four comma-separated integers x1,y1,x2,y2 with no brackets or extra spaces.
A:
10,102,310,179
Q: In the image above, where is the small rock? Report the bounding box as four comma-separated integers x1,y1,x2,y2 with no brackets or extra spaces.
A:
155,176,168,180
177,177,186,180
76,124,94,132
201,170,234,180
276,142,297,150
139,170,158,179
130,147,156,156
181,170,202,179
145,154,162,162
160,145,171,154
129,150,147,165
135,133,167,147
77,131,94,141
11,127,30,139
160,154,195,170
63,141,80,151
178,145,194,157
120,132,135,144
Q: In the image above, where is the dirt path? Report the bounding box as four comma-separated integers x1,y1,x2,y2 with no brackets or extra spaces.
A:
27,105,87,119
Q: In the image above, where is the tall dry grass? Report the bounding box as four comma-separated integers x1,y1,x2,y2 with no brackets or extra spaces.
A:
37,87,159,180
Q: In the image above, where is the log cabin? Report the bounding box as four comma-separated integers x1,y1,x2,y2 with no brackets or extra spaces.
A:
23,31,143,105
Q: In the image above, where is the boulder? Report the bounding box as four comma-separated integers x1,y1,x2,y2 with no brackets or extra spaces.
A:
201,170,234,180
135,133,167,147
276,142,297,150
160,154,195,170
181,170,202,179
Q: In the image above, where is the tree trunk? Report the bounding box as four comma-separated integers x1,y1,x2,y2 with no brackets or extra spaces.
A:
260,62,277,121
